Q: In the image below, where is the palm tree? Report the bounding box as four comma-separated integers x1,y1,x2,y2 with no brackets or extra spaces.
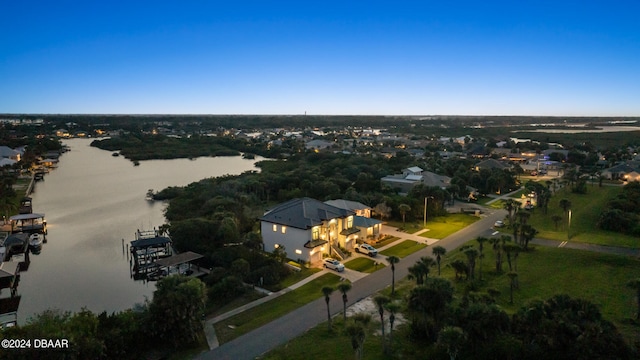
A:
384,301,401,354
347,313,372,360
398,203,411,227
321,286,334,331
627,278,640,320
507,272,518,304
463,247,479,280
374,295,390,353
408,264,425,285
417,256,436,281
386,256,400,295
337,282,352,322
559,198,572,216
432,245,447,276
551,215,562,230
476,237,488,281
502,199,518,226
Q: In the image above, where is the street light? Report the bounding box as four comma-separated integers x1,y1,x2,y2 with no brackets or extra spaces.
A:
424,196,434,228
567,209,572,240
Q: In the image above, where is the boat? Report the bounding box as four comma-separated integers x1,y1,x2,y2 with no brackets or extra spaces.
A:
145,189,154,201
29,233,43,247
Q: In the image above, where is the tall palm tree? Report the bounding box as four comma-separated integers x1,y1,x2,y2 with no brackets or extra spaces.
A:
476,237,488,281
502,199,518,226
398,204,411,227
337,282,352,322
627,278,640,320
507,272,518,304
551,215,562,230
373,295,390,353
386,256,400,295
347,313,371,360
408,264,425,285
418,256,436,281
463,247,479,280
559,198,572,216
321,286,334,331
384,301,401,354
432,245,447,276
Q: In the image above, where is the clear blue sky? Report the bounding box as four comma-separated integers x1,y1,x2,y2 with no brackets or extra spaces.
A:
2,1,639,116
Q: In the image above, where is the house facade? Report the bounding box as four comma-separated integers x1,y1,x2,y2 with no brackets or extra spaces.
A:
259,198,358,264
324,199,383,241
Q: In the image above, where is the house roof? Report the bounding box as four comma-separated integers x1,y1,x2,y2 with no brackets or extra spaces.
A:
405,166,423,174
421,171,451,188
324,199,371,212
475,158,508,170
0,146,19,158
353,216,382,228
604,163,637,173
260,197,354,230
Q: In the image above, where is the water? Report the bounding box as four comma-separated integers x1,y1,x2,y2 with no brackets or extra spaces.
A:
14,138,263,323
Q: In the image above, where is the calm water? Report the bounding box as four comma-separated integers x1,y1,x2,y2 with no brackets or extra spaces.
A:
15,138,263,323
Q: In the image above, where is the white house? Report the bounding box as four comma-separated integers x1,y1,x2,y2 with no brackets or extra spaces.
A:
260,198,358,265
324,199,383,240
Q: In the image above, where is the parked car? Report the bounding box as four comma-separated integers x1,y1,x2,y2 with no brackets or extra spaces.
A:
494,220,505,228
355,243,378,257
323,258,345,272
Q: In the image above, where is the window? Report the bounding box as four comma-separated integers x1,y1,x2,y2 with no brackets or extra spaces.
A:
272,224,277,232
347,216,353,228
312,227,319,240
281,226,287,234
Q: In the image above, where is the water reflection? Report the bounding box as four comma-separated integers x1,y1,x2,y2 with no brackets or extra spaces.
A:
10,138,262,324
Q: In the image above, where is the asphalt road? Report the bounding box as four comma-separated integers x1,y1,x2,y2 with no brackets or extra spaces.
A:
195,209,507,360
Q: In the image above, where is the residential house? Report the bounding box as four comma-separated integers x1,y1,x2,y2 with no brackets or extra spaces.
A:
0,146,22,162
381,167,452,194
602,163,639,180
259,198,358,264
324,199,383,240
473,158,509,172
305,139,334,151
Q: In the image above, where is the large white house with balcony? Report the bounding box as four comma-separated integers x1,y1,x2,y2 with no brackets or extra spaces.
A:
259,197,359,265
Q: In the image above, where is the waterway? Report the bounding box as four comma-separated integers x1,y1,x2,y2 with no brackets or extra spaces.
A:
14,138,263,323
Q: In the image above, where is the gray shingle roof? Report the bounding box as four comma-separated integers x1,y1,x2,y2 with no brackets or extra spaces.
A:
260,197,354,229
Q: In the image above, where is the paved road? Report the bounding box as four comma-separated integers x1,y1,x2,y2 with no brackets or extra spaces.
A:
195,209,506,360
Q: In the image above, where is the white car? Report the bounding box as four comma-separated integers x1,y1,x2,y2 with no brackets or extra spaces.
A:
355,243,378,257
494,220,505,228
323,258,345,272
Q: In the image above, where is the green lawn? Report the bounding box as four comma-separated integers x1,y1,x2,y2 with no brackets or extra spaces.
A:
213,273,342,344
344,257,385,273
442,241,640,342
372,235,400,248
379,240,426,258
527,185,639,248
420,213,480,239
262,241,640,359
278,267,322,289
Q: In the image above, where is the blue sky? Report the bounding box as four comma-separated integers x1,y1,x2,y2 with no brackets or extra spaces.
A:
1,1,639,116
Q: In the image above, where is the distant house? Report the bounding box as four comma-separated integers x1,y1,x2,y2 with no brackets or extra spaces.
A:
259,198,358,264
324,199,383,240
305,139,334,151
602,163,639,180
473,158,509,172
381,167,451,194
0,146,22,162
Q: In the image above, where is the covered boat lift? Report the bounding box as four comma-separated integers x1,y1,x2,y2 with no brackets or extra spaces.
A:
9,213,47,235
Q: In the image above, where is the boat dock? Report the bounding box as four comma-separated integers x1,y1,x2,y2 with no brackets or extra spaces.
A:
129,229,209,281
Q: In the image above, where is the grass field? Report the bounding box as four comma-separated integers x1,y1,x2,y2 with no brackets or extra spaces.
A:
345,257,385,273
527,185,638,248
261,241,640,359
379,240,427,258
419,213,480,239
213,273,342,344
